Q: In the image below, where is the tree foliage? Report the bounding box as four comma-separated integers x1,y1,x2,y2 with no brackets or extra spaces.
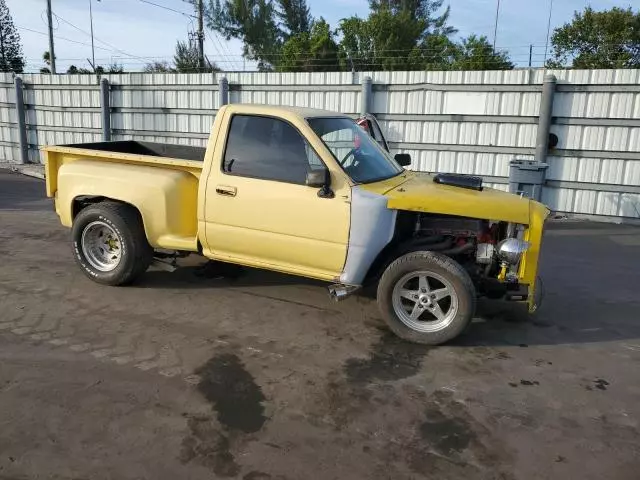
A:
548,7,640,69
206,0,282,68
278,18,340,71
40,50,54,74
174,40,219,72
277,0,311,38
66,62,123,74
143,41,220,73
0,0,24,73
339,1,458,71
451,35,513,70
204,0,515,71
174,40,200,72
143,61,174,73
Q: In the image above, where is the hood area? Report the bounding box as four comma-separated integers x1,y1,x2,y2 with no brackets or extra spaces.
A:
362,171,531,224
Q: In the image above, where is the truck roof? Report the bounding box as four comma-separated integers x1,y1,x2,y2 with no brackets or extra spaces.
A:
223,103,351,120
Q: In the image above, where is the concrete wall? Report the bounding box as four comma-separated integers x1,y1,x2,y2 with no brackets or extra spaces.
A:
1,69,639,220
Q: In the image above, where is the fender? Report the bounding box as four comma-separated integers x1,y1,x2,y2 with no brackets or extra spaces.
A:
57,159,199,251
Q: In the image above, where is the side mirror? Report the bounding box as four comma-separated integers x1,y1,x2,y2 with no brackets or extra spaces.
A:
395,153,411,167
306,167,334,199
306,168,329,187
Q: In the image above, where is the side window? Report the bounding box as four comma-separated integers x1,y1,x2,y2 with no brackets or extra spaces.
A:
223,115,318,184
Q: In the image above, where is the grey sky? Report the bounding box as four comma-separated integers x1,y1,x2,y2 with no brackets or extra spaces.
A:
6,0,636,72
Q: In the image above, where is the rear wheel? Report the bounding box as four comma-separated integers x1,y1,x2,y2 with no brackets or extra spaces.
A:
71,202,153,285
377,251,476,345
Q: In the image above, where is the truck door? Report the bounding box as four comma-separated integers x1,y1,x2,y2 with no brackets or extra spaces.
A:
202,114,350,281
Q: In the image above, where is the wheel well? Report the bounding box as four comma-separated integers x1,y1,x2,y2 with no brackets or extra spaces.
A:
72,196,105,219
363,211,489,286
72,196,144,226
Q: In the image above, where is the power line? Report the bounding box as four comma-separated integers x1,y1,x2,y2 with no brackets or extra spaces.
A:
51,12,148,63
492,0,500,52
543,0,555,66
206,31,241,70
138,0,196,18
17,25,120,52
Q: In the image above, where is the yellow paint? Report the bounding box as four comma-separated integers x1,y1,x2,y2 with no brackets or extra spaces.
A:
44,146,202,198
198,104,351,279
47,153,201,251
520,200,550,311
362,171,531,224
498,264,507,282
44,104,547,296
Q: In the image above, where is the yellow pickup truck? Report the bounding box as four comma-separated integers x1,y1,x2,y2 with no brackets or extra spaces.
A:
44,104,549,345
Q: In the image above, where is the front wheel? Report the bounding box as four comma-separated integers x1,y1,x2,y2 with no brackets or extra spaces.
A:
71,202,153,285
377,251,476,345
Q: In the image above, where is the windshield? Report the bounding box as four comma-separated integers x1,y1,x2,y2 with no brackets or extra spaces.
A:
307,117,403,183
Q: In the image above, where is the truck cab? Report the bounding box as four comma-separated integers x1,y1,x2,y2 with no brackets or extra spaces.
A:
44,104,549,345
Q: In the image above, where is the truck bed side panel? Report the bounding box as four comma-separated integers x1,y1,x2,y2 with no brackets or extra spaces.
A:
56,160,199,251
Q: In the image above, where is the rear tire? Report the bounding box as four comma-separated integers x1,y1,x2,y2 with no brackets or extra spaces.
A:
71,202,153,285
377,251,476,345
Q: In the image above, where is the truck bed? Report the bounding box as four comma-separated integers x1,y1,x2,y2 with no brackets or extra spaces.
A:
44,141,205,198
44,141,205,252
63,141,207,162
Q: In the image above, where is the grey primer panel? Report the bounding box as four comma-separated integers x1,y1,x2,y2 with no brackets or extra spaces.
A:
340,187,397,285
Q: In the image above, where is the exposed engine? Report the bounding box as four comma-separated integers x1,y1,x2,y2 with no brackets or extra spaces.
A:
407,213,522,298
411,214,503,263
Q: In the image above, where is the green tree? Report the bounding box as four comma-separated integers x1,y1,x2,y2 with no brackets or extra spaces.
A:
277,0,311,38
338,0,456,71
143,61,174,73
40,50,55,74
206,0,281,69
67,65,101,74
0,0,24,73
107,63,124,73
368,0,455,36
204,0,312,68
174,40,200,72
548,7,640,69
278,18,340,71
450,35,513,70
338,17,373,71
174,40,219,72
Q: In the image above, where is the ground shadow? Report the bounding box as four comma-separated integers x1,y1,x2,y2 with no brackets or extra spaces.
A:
137,261,326,291
133,226,640,347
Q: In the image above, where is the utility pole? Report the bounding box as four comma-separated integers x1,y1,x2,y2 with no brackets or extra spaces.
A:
543,0,554,67
529,44,533,68
492,0,501,53
46,0,56,74
89,0,96,72
197,0,204,70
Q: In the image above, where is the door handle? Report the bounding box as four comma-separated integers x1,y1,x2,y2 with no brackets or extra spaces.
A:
215,185,237,197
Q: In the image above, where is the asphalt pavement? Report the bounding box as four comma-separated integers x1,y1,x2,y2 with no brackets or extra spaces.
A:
0,170,639,480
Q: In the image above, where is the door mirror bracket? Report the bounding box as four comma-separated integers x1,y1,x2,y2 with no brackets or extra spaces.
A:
317,184,335,199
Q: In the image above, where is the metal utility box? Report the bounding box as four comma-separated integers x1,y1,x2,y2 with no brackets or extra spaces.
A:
508,160,548,201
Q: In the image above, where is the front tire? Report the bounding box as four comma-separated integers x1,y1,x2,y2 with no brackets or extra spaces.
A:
377,251,476,345
71,202,153,285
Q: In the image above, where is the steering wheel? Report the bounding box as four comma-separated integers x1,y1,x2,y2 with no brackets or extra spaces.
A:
340,148,357,166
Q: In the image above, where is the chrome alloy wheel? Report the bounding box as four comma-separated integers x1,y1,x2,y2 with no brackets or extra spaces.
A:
391,271,459,333
81,221,123,272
